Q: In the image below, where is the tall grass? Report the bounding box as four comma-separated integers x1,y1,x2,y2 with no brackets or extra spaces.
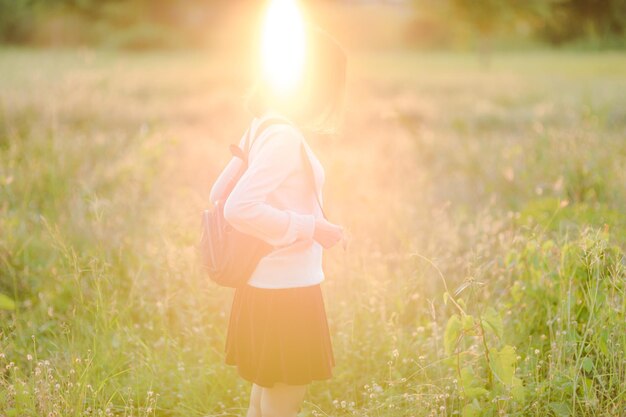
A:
1,50,625,416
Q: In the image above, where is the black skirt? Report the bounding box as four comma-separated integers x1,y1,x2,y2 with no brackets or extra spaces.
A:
225,283,335,388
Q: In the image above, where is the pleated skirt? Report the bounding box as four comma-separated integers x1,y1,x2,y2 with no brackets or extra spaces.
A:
225,283,335,388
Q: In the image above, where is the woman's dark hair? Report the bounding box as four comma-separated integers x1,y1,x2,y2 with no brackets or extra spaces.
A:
247,26,347,133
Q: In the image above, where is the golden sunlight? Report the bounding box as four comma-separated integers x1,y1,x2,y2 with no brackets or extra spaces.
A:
260,0,306,95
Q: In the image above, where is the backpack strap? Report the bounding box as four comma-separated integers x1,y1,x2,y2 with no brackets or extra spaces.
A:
229,117,287,165
230,117,327,220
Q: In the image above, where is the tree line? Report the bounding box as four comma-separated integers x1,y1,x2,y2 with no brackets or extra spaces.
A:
418,0,626,47
0,0,624,49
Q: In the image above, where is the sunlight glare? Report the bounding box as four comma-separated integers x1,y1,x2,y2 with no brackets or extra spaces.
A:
261,0,306,95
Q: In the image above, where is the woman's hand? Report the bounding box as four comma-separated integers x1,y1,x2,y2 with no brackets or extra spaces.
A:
313,218,344,249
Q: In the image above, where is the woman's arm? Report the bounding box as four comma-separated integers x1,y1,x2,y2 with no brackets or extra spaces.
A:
223,127,316,247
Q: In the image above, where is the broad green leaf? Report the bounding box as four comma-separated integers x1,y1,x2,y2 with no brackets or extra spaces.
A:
582,357,593,373
462,314,475,332
0,293,16,310
460,366,489,399
491,345,516,386
511,376,526,402
465,387,490,399
462,400,482,417
482,307,503,339
444,314,462,355
460,366,474,387
549,402,571,417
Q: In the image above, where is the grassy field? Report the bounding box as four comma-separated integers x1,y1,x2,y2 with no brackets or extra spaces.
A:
1,49,625,417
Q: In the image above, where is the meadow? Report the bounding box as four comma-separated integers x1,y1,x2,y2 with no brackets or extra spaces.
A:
1,49,625,417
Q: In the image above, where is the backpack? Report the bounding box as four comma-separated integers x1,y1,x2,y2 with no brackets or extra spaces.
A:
199,118,324,288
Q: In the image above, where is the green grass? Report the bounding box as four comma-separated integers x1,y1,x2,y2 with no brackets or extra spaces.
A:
1,49,625,416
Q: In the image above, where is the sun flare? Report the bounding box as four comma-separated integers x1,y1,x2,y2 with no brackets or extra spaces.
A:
261,0,306,95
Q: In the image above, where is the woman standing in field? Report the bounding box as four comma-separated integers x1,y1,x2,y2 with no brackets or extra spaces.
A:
208,23,347,417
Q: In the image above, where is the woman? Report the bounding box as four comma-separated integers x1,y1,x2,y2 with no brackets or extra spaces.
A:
209,27,347,417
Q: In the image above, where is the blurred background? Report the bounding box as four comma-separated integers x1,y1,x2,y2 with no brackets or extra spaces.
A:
1,0,625,52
